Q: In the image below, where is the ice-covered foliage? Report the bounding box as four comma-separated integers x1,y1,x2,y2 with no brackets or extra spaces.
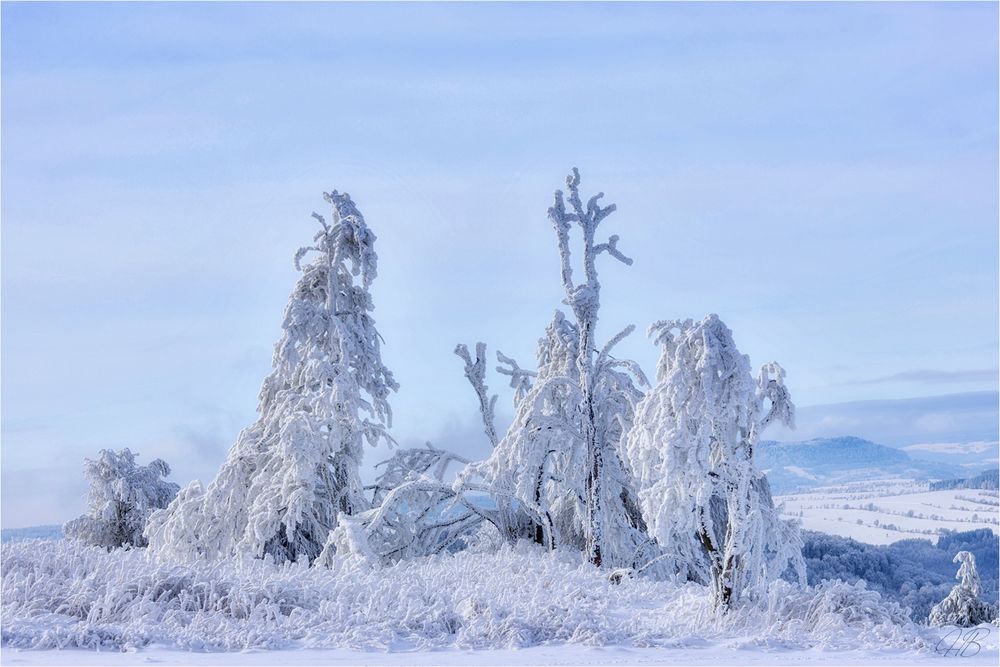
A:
457,170,650,570
63,449,179,550
366,442,469,506
624,315,804,608
928,551,998,627
457,312,652,570
495,349,536,406
319,443,485,565
1,538,933,653
146,191,397,565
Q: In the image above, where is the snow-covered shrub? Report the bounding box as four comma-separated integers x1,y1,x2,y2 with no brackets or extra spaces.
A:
928,551,998,627
1,537,933,653
317,443,484,564
624,315,804,608
366,442,470,506
146,191,397,564
741,579,924,651
63,448,178,550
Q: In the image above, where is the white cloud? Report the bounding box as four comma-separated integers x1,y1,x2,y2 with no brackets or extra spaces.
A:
902,440,1000,455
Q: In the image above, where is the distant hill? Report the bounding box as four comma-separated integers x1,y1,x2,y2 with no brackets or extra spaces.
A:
763,391,999,451
758,436,969,494
0,525,62,543
930,468,1000,491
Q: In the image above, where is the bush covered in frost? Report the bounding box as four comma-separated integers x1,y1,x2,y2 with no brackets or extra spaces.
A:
63,449,179,550
1,538,934,653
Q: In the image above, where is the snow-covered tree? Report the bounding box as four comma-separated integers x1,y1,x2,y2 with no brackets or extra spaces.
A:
624,314,805,608
457,170,649,568
146,190,397,564
64,448,179,550
929,551,998,627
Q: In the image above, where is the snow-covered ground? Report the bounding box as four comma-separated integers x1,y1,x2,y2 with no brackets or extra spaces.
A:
776,480,999,545
3,637,999,666
6,538,986,665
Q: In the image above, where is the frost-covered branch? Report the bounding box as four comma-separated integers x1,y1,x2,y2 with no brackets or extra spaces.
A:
495,350,536,407
593,235,633,266
757,362,795,436
455,342,499,448
367,442,469,505
322,472,491,565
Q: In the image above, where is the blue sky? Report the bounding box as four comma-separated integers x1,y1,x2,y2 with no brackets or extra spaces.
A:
2,2,998,527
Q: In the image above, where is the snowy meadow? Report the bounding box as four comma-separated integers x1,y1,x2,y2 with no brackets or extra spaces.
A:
0,538,949,654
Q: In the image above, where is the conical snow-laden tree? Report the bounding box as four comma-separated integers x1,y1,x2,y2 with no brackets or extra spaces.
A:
624,314,805,608
929,551,998,627
146,191,397,564
458,170,650,567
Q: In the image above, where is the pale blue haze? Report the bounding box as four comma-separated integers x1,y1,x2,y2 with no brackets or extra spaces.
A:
2,2,997,526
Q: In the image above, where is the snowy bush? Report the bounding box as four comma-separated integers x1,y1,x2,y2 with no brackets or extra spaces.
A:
63,449,179,550
1,538,933,653
146,191,397,564
317,443,484,565
928,551,998,627
624,315,804,607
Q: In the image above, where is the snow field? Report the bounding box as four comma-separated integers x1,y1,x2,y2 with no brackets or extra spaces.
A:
2,538,944,657
777,482,1000,545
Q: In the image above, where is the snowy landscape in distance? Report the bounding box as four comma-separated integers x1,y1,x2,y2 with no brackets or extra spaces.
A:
3,2,1000,667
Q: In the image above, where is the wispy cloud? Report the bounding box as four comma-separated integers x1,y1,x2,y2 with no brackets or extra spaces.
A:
765,391,1000,448
902,440,999,454
851,368,998,385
